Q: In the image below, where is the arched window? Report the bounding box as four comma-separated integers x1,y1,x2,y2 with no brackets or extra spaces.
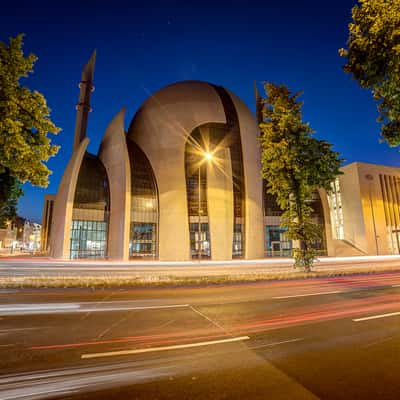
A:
184,86,246,259
185,126,214,259
127,139,159,259
70,153,110,259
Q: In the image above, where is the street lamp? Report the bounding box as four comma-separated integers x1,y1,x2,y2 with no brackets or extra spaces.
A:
198,151,214,261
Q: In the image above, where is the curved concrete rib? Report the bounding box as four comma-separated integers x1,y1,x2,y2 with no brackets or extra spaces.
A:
227,90,265,259
129,81,226,261
98,108,131,261
50,138,89,259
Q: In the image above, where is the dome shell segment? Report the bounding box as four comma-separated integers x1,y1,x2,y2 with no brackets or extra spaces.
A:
128,80,264,261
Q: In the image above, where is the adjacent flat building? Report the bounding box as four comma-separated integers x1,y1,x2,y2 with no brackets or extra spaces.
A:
42,53,400,261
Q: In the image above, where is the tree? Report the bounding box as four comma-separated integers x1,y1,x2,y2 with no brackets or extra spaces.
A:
339,0,400,146
0,34,60,186
0,170,23,228
259,83,342,271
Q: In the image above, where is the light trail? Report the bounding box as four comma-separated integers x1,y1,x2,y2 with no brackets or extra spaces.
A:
2,254,400,267
0,301,190,316
353,311,400,322
273,290,344,299
81,336,250,359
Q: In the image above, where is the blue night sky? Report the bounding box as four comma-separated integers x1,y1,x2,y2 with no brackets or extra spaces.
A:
1,0,398,223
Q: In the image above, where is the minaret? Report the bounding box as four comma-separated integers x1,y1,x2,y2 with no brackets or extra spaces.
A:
73,50,96,151
253,80,263,125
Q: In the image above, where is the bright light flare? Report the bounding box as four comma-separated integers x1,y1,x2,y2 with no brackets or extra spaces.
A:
204,151,213,161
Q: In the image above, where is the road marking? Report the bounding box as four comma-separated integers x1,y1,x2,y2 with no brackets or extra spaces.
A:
81,336,250,359
273,290,343,299
189,306,226,331
250,338,303,350
392,284,400,288
353,312,400,322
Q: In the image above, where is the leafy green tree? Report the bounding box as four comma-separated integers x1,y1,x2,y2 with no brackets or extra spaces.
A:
0,34,60,186
259,83,342,271
0,170,23,228
340,0,400,146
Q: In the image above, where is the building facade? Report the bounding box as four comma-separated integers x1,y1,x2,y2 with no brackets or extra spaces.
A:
42,54,400,261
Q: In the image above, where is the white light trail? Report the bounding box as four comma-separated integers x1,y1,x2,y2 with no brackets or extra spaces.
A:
81,336,250,359
353,311,400,322
0,302,190,316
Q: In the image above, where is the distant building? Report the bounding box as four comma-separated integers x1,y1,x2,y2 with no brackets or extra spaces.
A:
41,195,55,253
0,221,17,251
22,220,41,251
41,53,400,260
325,162,400,257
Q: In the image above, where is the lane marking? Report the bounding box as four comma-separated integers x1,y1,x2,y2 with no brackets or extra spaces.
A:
249,337,303,349
273,290,343,299
353,311,400,322
189,306,226,331
392,284,400,288
81,336,250,359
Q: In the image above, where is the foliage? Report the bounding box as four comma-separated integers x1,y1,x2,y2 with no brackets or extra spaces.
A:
0,34,60,187
259,83,342,271
339,0,400,146
0,169,23,228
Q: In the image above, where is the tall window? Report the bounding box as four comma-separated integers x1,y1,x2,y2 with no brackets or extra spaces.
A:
327,178,344,240
379,174,400,254
127,139,158,259
185,127,212,259
213,85,245,258
70,153,110,259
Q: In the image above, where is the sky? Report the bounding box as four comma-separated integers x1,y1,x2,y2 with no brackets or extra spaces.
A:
1,0,399,223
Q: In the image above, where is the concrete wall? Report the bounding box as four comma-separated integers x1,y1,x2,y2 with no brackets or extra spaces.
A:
323,162,400,256
338,163,368,252
227,90,265,259
50,138,89,259
354,162,400,255
41,194,55,253
98,109,131,261
207,148,233,260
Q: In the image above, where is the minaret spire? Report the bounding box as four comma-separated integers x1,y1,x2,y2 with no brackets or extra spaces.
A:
254,80,263,125
73,50,96,151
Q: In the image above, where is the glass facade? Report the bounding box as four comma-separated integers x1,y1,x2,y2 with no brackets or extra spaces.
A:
263,185,327,256
184,85,246,260
189,223,211,258
185,127,212,259
70,220,108,259
127,139,158,259
327,178,344,240
265,226,292,257
70,153,110,259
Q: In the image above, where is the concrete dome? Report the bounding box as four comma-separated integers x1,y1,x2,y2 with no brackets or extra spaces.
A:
128,80,264,261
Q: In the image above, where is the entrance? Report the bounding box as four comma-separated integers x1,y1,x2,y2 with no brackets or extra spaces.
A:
190,222,211,259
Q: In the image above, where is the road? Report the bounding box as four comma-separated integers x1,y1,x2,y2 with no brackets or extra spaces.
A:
1,271,400,399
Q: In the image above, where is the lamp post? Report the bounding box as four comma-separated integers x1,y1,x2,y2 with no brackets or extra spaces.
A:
198,151,213,261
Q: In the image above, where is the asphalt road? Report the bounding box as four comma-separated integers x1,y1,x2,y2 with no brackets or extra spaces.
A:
1,271,400,399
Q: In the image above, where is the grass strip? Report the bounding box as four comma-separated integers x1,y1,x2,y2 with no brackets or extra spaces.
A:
1,266,400,289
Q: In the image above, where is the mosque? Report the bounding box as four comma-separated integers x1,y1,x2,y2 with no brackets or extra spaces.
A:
41,52,400,260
